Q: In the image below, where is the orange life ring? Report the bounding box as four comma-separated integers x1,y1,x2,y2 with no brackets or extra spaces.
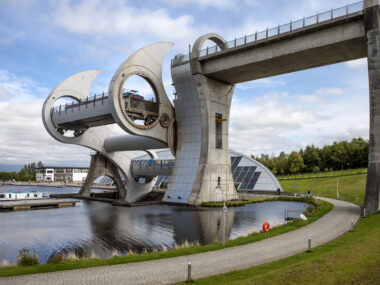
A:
262,222,270,232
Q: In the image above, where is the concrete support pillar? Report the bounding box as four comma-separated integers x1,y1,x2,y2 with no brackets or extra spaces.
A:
364,1,380,214
164,33,238,205
80,153,126,199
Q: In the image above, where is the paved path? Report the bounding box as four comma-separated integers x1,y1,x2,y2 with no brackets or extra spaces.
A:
0,197,360,285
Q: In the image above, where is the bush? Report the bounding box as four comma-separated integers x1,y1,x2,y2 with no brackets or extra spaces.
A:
17,248,39,266
48,253,64,264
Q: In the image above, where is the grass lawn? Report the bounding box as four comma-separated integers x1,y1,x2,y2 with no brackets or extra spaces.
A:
281,173,367,206
179,212,380,285
277,168,367,180
201,196,315,208
178,172,376,285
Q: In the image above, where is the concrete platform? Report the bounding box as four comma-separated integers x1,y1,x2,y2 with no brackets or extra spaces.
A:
0,199,79,211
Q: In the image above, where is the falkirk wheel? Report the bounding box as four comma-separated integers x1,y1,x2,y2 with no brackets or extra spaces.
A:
43,35,238,205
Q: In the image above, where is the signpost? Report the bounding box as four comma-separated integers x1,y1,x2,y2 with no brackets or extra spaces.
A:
336,178,339,199
223,201,227,246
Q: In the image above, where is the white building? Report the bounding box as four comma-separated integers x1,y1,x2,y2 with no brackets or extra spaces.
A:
35,166,88,183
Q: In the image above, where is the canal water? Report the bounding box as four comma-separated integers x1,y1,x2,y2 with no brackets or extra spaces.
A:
0,186,308,264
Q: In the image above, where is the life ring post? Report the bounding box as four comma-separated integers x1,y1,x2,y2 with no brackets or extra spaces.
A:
262,222,270,238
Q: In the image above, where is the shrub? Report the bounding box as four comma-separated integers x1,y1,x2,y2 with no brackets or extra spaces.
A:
48,254,64,264
1,259,11,267
17,248,39,266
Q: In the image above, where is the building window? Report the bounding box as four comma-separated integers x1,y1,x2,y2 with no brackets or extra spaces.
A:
216,113,223,149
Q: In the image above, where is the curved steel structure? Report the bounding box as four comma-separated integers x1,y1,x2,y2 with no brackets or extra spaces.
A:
108,42,176,154
42,37,241,205
42,42,175,202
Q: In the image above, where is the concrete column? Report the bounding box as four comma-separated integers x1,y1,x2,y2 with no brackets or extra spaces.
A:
80,153,126,199
364,1,380,214
164,33,238,205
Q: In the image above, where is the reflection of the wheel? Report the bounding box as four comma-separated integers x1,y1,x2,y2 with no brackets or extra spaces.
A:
46,204,236,261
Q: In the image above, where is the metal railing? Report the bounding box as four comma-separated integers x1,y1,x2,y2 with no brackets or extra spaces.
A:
171,1,364,65
52,92,109,114
131,159,175,168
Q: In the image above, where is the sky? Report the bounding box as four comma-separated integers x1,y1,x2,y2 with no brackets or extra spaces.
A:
0,0,370,169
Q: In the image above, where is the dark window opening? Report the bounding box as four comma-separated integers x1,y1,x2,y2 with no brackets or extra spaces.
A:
216,113,223,149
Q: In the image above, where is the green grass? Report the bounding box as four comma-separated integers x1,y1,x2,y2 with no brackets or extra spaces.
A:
277,168,367,180
201,196,318,208
280,173,367,206
177,171,374,285
179,212,380,285
0,198,331,278
201,197,269,207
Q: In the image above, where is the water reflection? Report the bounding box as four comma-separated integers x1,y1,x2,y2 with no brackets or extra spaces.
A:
0,186,307,264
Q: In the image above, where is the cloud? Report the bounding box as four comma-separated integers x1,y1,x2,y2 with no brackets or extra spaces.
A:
0,70,91,166
299,88,344,104
160,0,239,10
229,84,368,156
229,93,321,155
0,24,25,45
346,58,367,69
237,78,286,90
0,84,11,98
48,0,200,48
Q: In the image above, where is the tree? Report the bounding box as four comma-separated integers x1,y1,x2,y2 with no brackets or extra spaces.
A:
302,145,321,172
288,152,305,174
18,162,40,181
250,137,368,176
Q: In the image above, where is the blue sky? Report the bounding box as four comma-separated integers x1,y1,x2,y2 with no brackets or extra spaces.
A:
0,0,369,167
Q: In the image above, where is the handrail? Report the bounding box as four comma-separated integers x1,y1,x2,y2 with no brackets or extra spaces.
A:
171,1,364,65
52,92,109,112
131,159,175,168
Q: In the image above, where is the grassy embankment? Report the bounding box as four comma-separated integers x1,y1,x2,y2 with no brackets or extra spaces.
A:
179,171,379,284
202,196,316,208
180,213,380,285
277,168,366,180
0,196,330,277
281,170,367,206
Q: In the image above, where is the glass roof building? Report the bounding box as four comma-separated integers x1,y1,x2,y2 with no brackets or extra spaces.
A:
132,149,282,192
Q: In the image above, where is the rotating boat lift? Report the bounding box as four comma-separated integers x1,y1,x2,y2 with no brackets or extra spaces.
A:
43,40,238,205
44,0,380,212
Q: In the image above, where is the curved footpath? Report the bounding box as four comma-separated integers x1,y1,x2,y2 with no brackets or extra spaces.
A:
1,197,360,285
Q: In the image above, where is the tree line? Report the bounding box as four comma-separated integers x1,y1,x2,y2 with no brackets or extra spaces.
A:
251,138,369,176
0,162,43,182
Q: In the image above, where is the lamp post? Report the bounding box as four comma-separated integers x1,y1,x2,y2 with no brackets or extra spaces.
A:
223,201,227,246
336,178,339,199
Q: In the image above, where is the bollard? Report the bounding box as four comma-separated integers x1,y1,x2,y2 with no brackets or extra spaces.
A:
356,196,358,204
264,232,267,239
307,237,311,252
187,259,192,282
350,220,354,232
363,208,367,218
